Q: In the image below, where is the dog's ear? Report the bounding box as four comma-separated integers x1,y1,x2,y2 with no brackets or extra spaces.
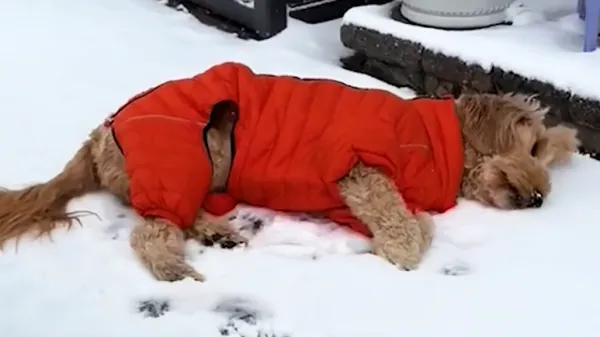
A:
455,94,501,154
503,93,549,124
534,124,580,167
457,93,534,154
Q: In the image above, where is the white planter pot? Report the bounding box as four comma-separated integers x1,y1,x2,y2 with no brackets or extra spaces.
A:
400,0,515,29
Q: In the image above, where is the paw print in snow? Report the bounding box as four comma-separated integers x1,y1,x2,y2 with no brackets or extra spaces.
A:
230,211,271,238
102,213,131,241
441,259,472,276
137,299,170,318
218,313,289,337
215,298,288,337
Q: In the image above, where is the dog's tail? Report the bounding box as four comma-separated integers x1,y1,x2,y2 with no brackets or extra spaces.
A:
0,139,100,247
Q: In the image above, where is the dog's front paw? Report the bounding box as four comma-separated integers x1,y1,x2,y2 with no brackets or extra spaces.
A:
372,219,425,271
131,218,206,282
149,259,206,282
372,239,422,270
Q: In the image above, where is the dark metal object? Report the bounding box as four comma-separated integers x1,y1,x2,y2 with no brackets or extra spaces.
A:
174,0,394,40
183,0,287,40
288,0,393,24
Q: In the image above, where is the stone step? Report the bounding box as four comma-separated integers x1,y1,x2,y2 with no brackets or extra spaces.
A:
340,2,600,157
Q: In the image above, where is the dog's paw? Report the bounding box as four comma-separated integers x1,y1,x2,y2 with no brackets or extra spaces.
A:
371,218,425,271
186,219,248,250
151,260,206,282
201,232,247,250
137,299,170,318
372,235,423,271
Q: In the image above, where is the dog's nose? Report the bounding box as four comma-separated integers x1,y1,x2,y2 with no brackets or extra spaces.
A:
526,191,544,208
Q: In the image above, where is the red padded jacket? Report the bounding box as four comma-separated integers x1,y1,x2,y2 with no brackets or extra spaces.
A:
110,62,464,236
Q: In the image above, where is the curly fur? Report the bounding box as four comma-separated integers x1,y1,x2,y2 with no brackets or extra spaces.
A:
336,93,579,269
337,163,433,270
0,108,244,282
0,92,580,279
0,139,100,248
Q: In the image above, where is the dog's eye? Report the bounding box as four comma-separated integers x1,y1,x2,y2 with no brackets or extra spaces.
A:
530,141,539,156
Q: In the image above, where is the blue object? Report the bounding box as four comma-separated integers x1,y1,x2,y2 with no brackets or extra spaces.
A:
578,0,600,52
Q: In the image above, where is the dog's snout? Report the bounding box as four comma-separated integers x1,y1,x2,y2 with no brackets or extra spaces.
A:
526,191,544,208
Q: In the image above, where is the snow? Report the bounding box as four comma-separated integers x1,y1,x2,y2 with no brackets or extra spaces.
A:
233,0,255,9
342,0,600,100
505,1,547,25
1,0,600,336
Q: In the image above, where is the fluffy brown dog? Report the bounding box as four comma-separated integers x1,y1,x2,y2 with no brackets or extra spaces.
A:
0,86,578,281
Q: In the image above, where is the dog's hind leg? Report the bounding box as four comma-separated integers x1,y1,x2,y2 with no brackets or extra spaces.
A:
130,217,205,282
91,105,244,281
337,162,428,270
89,126,130,203
91,126,205,282
183,104,247,250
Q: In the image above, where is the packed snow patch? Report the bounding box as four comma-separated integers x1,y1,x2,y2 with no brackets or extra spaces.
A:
1,0,600,336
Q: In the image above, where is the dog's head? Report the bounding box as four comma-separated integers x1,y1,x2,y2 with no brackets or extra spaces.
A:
456,93,579,210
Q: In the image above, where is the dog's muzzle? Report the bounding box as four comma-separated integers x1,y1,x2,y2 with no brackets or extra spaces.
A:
526,190,544,208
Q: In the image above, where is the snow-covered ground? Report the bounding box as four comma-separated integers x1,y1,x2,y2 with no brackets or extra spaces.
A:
343,0,600,100
1,0,600,337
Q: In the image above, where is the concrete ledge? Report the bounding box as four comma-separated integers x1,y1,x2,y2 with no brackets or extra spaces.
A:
340,23,600,159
